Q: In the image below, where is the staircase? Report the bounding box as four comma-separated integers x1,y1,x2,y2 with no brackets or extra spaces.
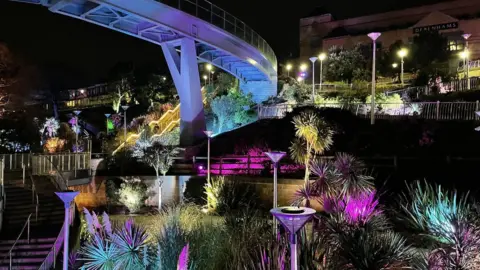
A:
0,179,64,269
112,88,208,154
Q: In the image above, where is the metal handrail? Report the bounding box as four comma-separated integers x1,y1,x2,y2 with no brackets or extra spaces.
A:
27,172,39,222
45,156,69,191
156,0,277,69
6,213,32,270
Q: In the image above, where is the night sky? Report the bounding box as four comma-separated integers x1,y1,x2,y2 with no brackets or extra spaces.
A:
0,0,451,88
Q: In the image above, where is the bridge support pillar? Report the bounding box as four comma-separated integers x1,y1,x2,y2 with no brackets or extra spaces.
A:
240,77,278,103
162,38,206,146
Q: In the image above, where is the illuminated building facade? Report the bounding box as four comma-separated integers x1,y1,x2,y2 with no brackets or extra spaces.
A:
300,0,480,60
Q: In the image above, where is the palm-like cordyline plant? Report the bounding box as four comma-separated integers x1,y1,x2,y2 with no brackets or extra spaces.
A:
398,180,480,269
334,230,413,270
290,111,333,182
112,219,149,269
293,154,374,209
333,153,374,197
81,233,119,270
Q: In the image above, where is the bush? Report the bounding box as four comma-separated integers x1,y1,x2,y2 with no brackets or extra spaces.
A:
204,177,262,215
117,177,148,213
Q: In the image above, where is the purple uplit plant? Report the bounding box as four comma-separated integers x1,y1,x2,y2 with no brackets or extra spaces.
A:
111,114,123,128
177,243,189,270
72,144,84,153
343,191,381,225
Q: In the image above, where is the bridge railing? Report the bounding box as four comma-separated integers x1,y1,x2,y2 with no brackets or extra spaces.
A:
31,153,91,176
59,94,113,110
258,101,480,121
0,154,31,171
158,0,277,68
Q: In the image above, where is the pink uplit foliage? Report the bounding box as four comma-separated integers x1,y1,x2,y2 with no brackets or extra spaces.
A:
419,130,434,146
197,159,302,175
341,191,381,225
161,103,174,113
111,114,122,128
177,243,189,270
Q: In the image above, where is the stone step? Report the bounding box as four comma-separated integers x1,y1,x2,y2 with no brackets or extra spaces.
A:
5,217,63,225
0,250,49,258
0,257,45,264
6,200,59,207
5,207,63,215
0,243,53,251
0,263,40,270
0,238,55,246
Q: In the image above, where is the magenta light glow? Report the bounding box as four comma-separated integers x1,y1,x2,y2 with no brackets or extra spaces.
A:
343,191,381,225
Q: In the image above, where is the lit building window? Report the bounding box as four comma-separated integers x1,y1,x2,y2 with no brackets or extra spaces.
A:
448,40,464,51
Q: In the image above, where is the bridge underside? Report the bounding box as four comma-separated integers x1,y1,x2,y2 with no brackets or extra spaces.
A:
12,0,278,143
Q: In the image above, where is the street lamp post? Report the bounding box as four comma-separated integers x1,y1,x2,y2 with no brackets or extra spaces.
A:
204,131,214,184
104,114,111,135
397,48,408,85
55,191,79,270
206,64,213,85
122,105,129,146
318,53,326,92
286,64,292,77
271,207,316,270
203,75,208,86
265,151,286,235
368,32,381,125
463,34,472,90
73,110,81,177
309,57,318,102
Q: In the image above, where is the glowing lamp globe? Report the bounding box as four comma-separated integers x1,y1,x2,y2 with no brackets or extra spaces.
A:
265,151,286,163
104,113,111,118
318,53,326,61
462,34,471,40
121,105,129,111
204,130,214,138
271,206,316,270
367,32,381,41
271,206,316,235
73,110,81,116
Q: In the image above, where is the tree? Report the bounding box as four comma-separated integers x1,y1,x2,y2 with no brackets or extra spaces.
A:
0,43,17,108
211,90,256,133
325,45,369,83
289,111,333,182
112,78,132,113
132,129,181,208
134,74,175,108
411,31,451,85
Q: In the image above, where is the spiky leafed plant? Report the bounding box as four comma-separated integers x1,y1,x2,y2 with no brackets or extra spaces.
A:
333,153,374,197
290,111,333,182
112,219,149,269
309,159,337,199
398,181,470,245
250,238,287,270
177,244,189,270
427,220,480,269
204,176,225,212
398,181,480,269
80,233,118,270
334,230,413,270
343,191,382,226
292,180,318,207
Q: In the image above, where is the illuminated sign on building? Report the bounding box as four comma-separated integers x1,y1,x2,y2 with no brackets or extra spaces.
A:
413,22,458,33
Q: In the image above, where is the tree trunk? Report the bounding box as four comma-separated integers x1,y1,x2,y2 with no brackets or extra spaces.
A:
156,169,162,210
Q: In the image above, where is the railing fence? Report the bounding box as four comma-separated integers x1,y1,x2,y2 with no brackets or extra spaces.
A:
258,101,480,121
189,155,480,175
